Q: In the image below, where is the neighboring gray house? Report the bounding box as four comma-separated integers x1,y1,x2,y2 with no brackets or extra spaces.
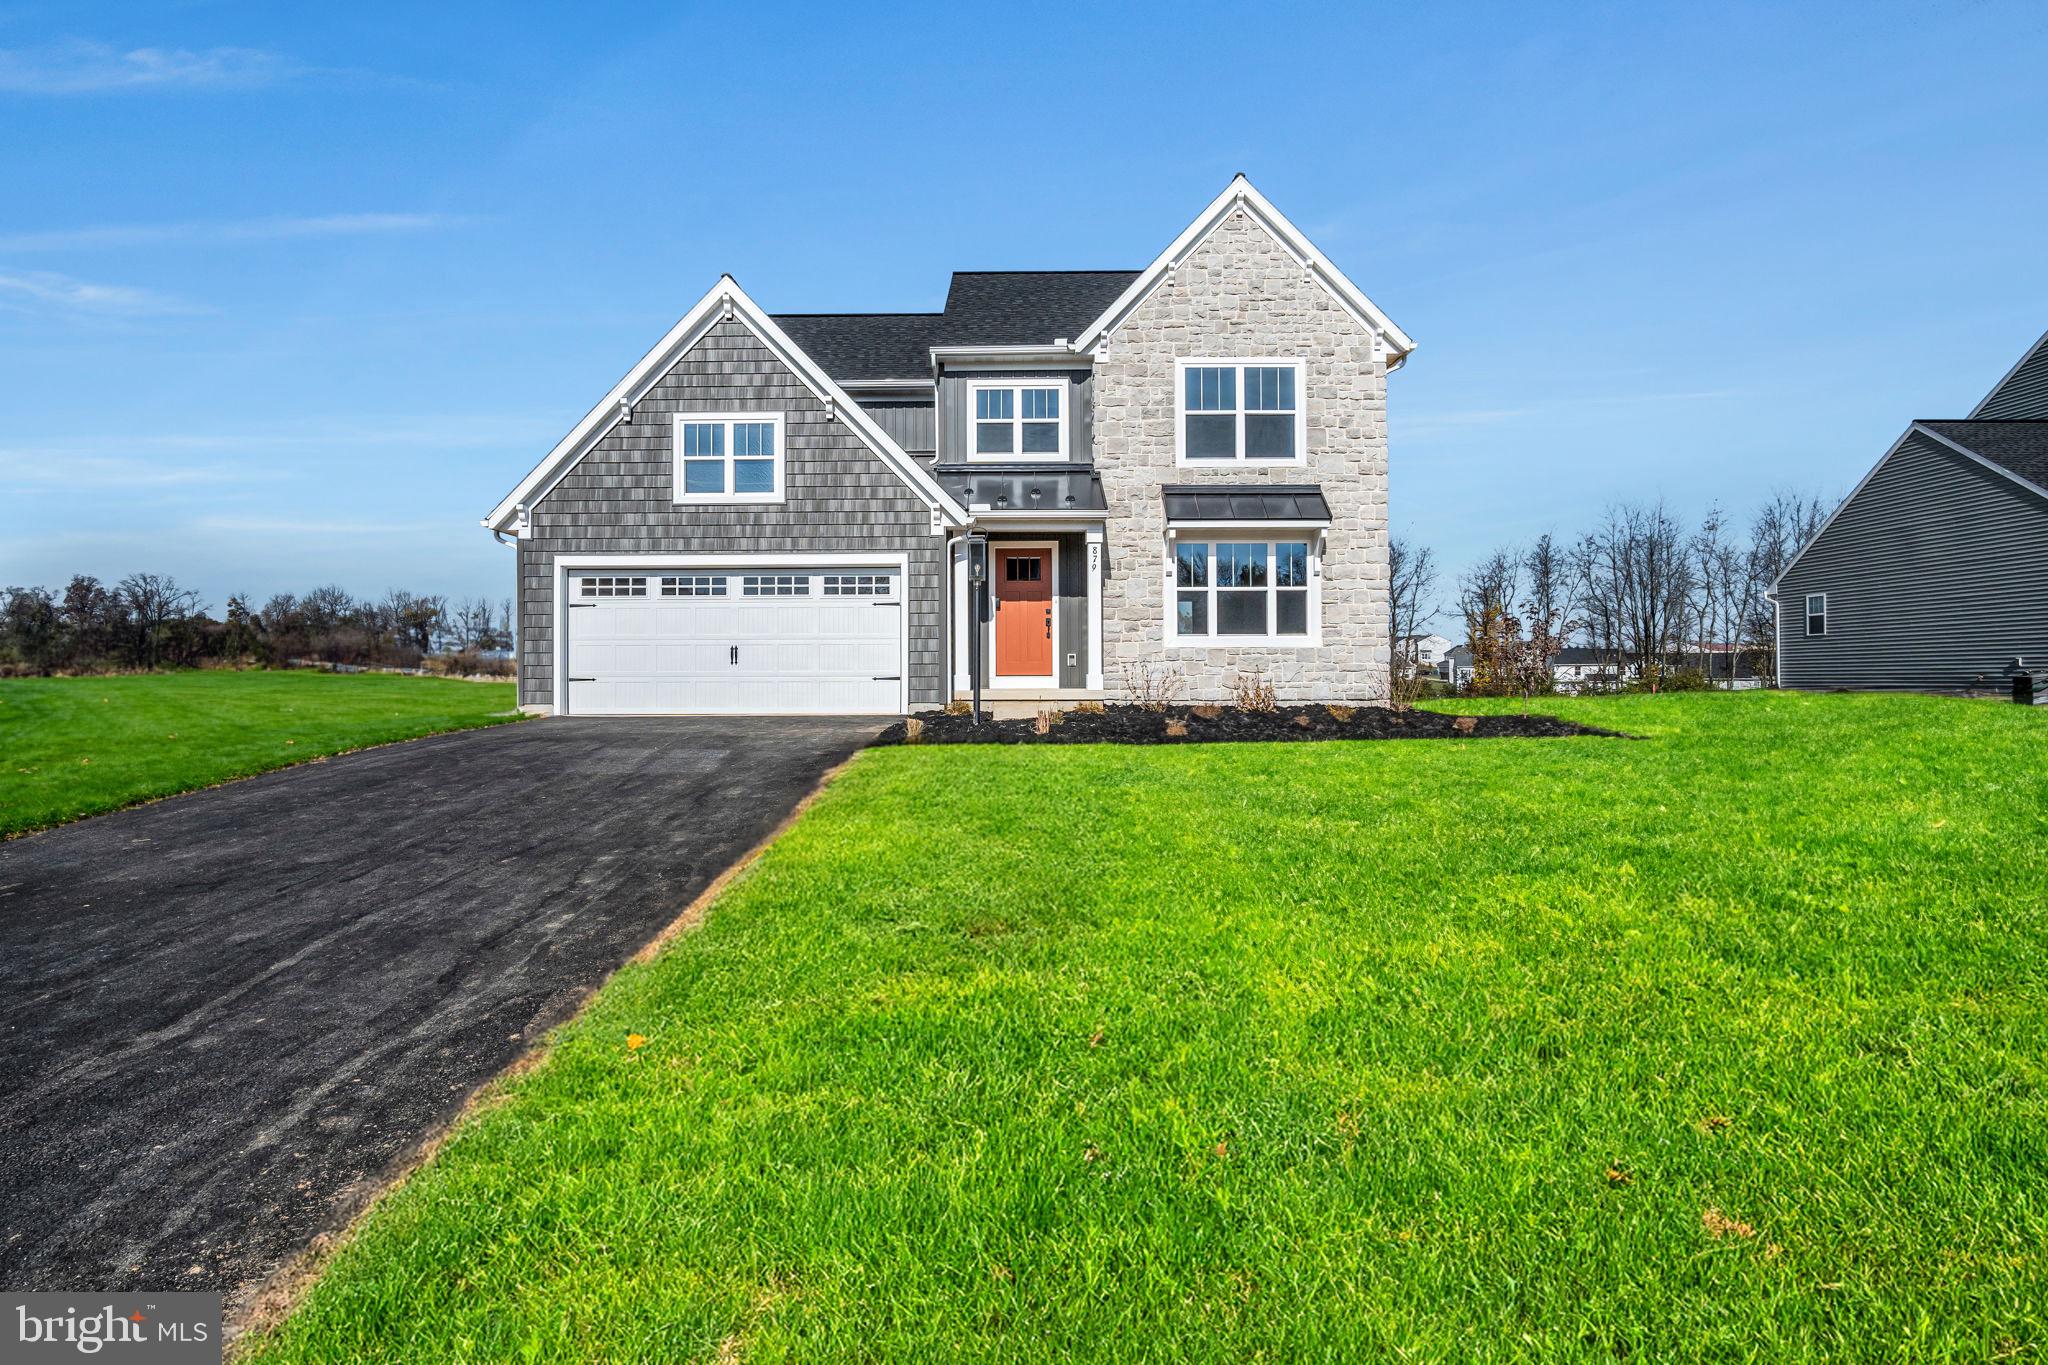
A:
1773,330,2048,692
484,178,1414,715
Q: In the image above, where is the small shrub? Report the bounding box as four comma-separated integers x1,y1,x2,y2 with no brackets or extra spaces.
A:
1164,719,1188,738
1074,700,1106,715
1121,662,1183,711
903,717,925,745
1325,703,1356,722
1033,708,1063,735
1230,670,1278,712
944,699,971,716
1190,703,1222,720
1452,715,1478,735
1292,713,1314,728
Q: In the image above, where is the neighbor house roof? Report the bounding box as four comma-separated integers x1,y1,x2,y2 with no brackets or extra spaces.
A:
1160,484,1332,523
1916,420,2048,495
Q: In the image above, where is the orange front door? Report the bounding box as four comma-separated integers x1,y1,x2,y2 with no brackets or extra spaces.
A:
993,549,1053,678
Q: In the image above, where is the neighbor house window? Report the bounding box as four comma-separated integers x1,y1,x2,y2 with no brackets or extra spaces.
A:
1805,593,1827,636
1177,360,1302,463
673,413,784,503
1171,538,1315,643
972,384,1064,459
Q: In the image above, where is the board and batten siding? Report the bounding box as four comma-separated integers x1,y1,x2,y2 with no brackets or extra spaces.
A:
860,399,935,455
936,369,1094,464
1777,429,2048,690
1973,332,2048,419
515,317,945,709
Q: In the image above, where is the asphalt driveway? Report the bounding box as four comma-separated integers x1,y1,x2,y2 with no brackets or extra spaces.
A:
0,716,879,1312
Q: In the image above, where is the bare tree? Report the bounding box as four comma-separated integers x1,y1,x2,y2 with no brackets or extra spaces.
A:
117,572,204,670
1387,536,1439,706
1744,490,1832,685
1573,502,1693,689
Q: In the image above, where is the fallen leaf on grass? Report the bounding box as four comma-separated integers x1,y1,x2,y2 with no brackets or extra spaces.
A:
1702,1206,1755,1239
989,1263,1012,1283
1699,1115,1732,1134
1214,1141,1229,1158
1605,1166,1633,1186
1083,1144,1102,1164
625,1033,647,1051
1088,1030,1104,1048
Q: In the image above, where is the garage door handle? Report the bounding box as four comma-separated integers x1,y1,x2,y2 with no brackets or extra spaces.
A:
872,675,900,681
730,645,738,666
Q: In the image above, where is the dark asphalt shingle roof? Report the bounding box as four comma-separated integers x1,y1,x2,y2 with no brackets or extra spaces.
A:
772,271,1141,381
1917,420,2048,492
1160,484,1332,522
937,271,1141,348
771,313,942,384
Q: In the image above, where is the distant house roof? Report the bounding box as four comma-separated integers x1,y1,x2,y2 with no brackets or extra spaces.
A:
1916,419,2048,494
771,313,942,384
1160,484,1332,523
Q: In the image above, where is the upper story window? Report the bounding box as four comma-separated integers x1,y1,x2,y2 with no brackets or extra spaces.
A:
1805,593,1827,636
672,413,784,504
972,383,1064,460
1176,360,1303,464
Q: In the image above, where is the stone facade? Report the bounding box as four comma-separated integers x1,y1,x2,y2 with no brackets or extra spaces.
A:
516,318,945,709
1090,211,1391,703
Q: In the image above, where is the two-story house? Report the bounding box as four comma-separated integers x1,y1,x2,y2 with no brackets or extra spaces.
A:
484,177,1414,716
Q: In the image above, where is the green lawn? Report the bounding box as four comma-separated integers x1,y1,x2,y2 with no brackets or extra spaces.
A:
244,693,2047,1363
0,670,519,837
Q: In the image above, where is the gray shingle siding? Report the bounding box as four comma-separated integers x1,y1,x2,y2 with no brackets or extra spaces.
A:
516,317,945,709
1777,430,2048,690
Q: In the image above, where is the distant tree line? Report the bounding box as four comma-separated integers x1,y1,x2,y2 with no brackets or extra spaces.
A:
1396,490,1833,697
0,573,513,677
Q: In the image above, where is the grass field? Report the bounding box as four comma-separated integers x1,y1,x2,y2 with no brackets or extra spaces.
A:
0,670,519,838
244,692,2047,1363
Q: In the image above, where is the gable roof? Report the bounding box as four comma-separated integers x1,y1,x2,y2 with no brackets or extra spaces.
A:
1969,329,2048,419
1070,175,1416,360
1916,420,2048,497
484,277,967,532
770,312,942,385
938,272,1140,348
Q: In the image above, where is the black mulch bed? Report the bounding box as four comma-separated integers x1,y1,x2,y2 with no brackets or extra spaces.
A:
874,703,1625,746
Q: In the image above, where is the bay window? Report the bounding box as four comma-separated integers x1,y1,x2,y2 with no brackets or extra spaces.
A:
1171,537,1316,644
1177,360,1302,463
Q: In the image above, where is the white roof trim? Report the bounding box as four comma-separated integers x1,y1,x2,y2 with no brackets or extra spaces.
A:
1069,175,1416,359
1968,328,2048,418
1771,421,2048,592
484,275,966,532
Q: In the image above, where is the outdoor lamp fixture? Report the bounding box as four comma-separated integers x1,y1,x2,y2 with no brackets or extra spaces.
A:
965,534,989,725
1028,485,1042,507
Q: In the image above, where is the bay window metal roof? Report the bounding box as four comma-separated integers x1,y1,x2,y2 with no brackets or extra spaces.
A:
941,465,1107,515
1160,484,1332,523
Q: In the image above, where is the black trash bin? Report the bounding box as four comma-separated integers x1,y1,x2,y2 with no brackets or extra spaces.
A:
2017,672,2042,706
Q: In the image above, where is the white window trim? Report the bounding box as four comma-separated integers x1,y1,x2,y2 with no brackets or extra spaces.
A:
671,412,787,505
1161,528,1322,649
1173,358,1306,467
1805,592,1828,637
967,381,1068,463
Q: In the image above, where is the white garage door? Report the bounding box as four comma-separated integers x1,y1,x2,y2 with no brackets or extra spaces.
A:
564,568,903,715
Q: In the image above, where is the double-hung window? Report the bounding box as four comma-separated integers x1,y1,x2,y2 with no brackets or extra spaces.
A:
971,383,1064,459
1171,538,1315,643
1805,593,1827,636
672,412,785,504
1177,360,1302,463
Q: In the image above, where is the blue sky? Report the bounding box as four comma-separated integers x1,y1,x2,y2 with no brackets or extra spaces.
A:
3,1,2045,613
